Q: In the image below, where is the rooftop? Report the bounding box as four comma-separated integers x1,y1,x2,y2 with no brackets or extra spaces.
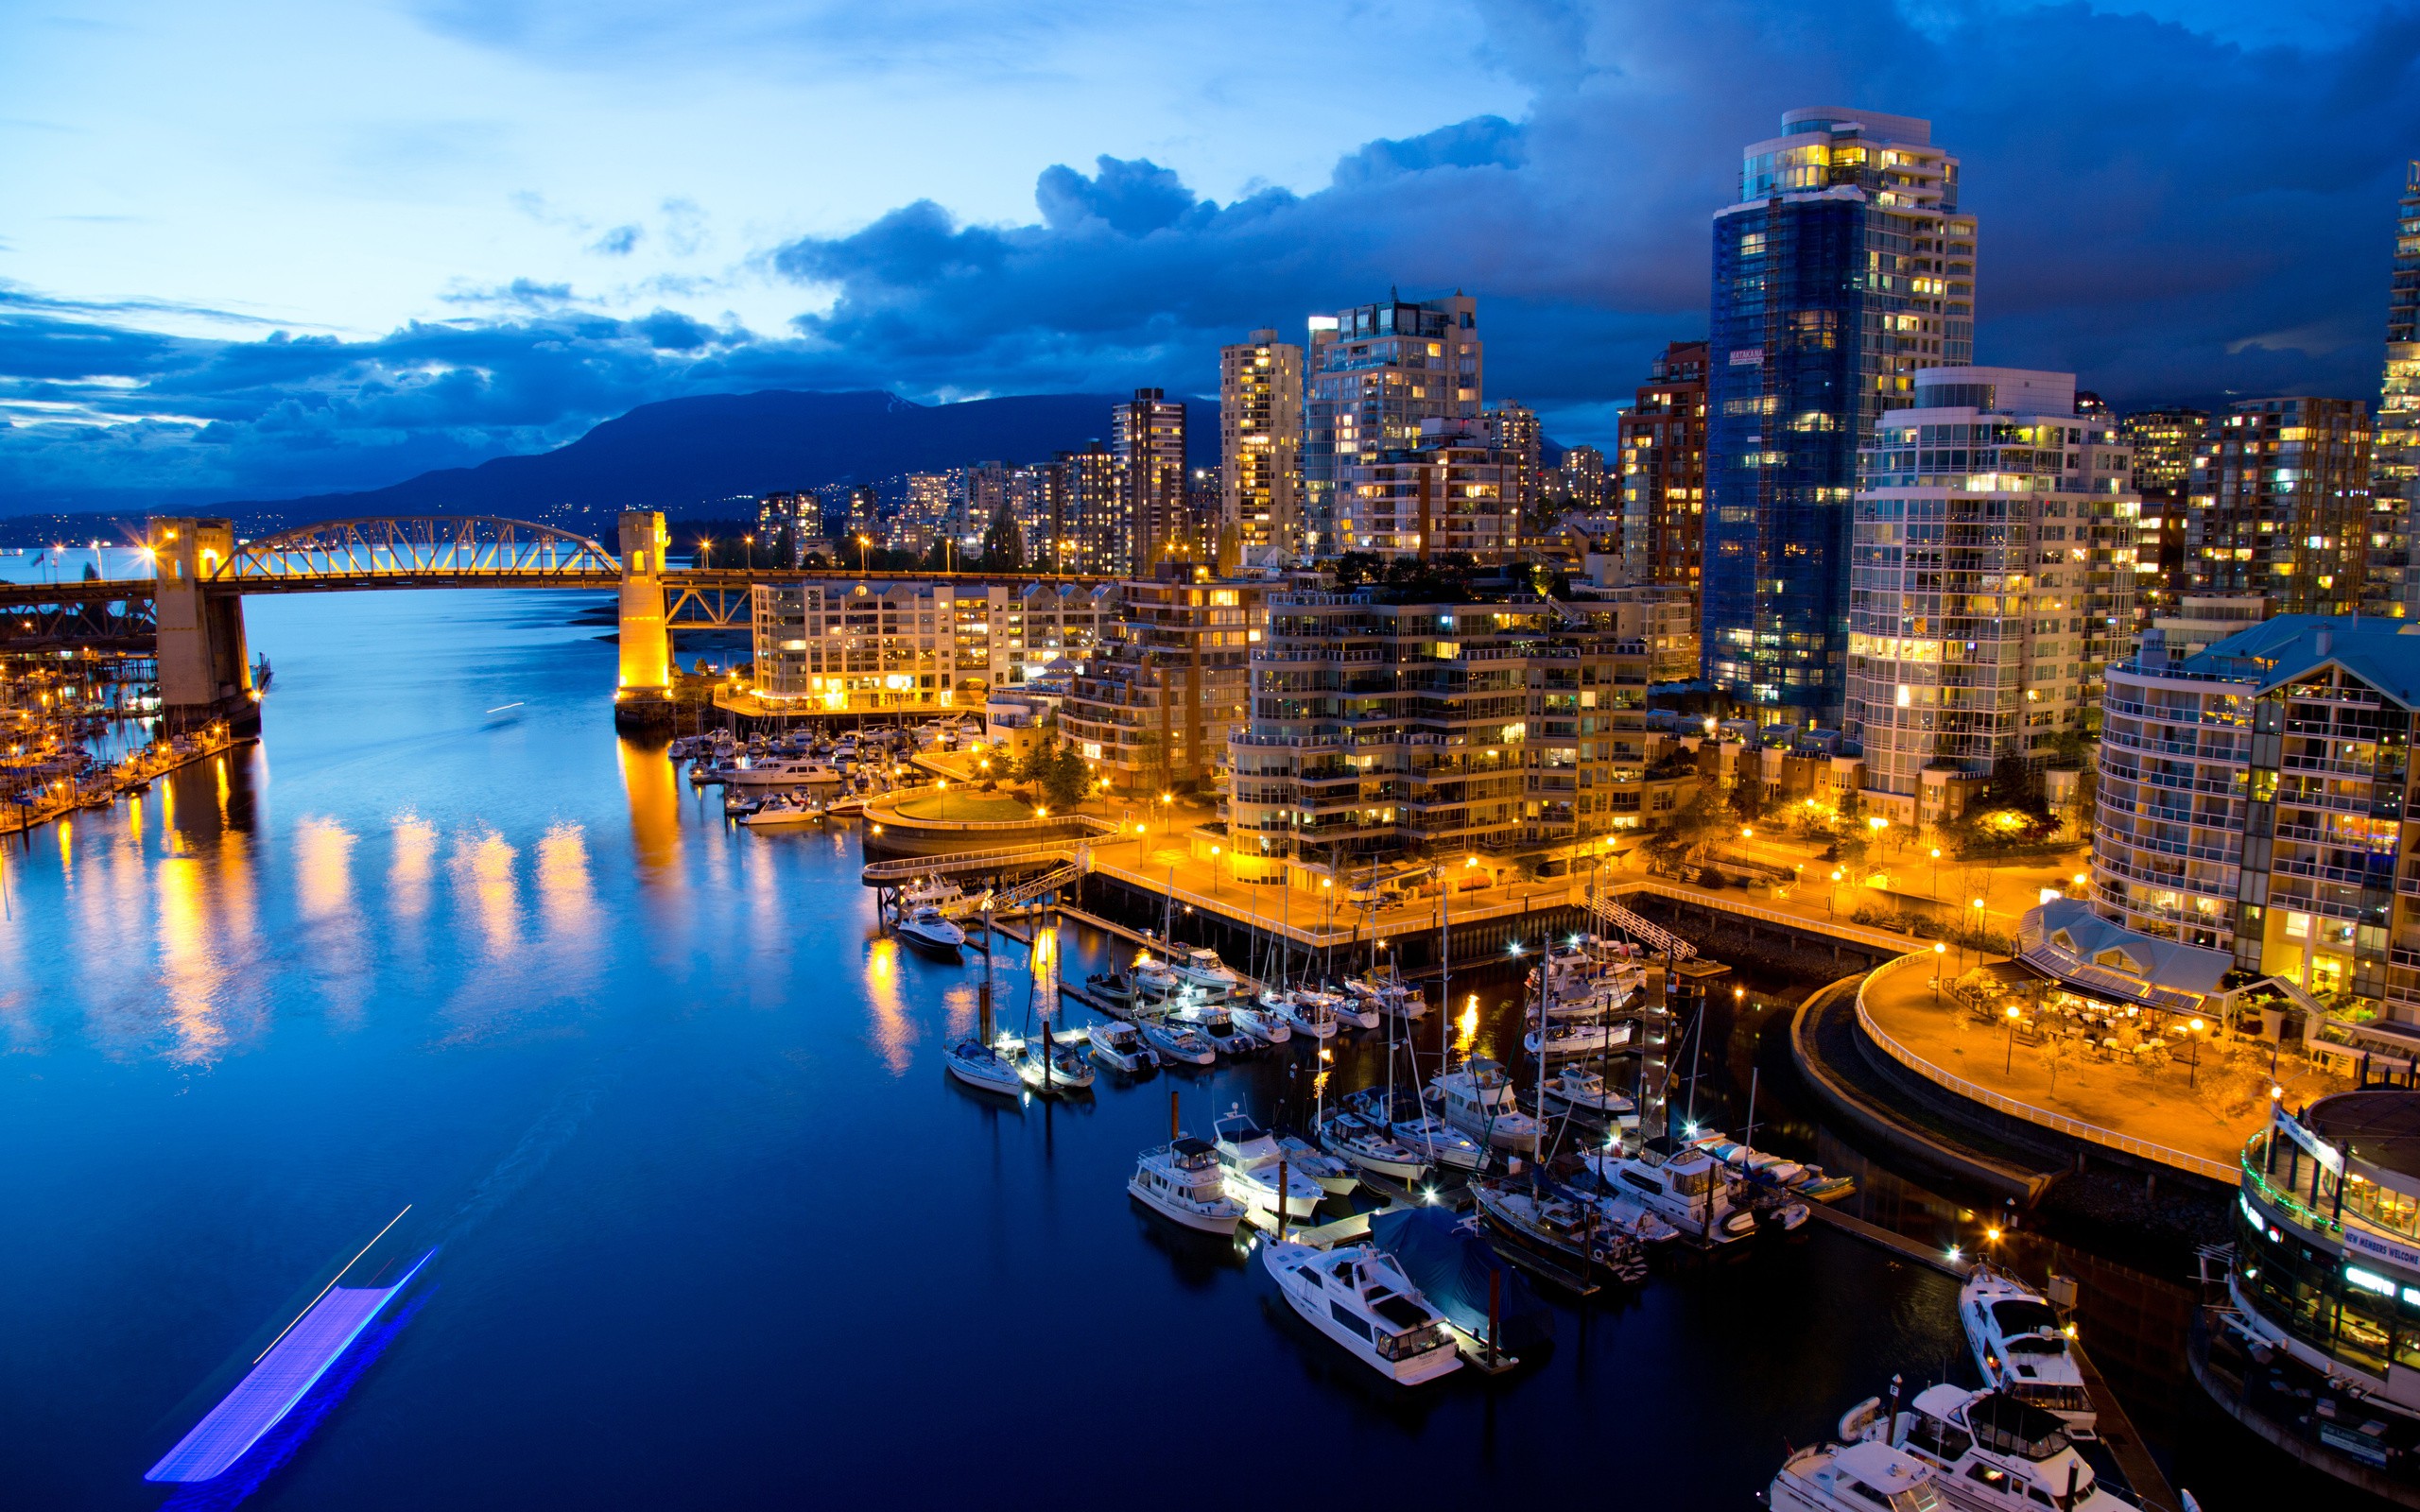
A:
2305,1090,2420,1184
2173,614,2420,710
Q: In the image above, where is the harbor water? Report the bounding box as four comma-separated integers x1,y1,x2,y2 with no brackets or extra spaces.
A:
0,586,2341,1508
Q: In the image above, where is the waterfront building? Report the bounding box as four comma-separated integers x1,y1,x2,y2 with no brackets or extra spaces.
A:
1227,589,1686,864
1618,340,1709,609
2187,397,2375,616
1706,107,1978,720
2092,614,2420,1065
1305,294,1483,554
751,578,1109,708
1844,367,2136,824
2229,1089,2420,1481
1560,445,1607,516
1334,419,1522,561
1220,330,1305,559
1057,570,1265,796
2121,406,2207,626
948,582,1110,692
1114,388,1188,575
2381,161,2420,619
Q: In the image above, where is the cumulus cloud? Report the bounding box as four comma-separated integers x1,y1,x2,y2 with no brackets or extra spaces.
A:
6,0,2417,515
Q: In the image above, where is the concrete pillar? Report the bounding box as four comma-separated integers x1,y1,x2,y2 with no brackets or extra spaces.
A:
616,509,672,696
148,517,255,733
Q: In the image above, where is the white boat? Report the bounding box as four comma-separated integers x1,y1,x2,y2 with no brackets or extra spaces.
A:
1770,1436,1945,1512
1211,1110,1324,1220
1170,1000,1260,1057
725,756,844,789
1087,1019,1159,1074
1130,1137,1246,1233
1959,1267,2096,1435
741,793,822,828
1523,1018,1634,1061
1261,1239,1462,1385
900,874,968,910
1580,1186,1683,1245
896,905,966,959
1169,945,1243,997
944,1038,1023,1097
1136,1015,1216,1067
1275,1134,1358,1194
1132,955,1181,999
1839,1383,2139,1511
1390,1112,1486,1172
1319,985,1378,1030
1541,1064,1636,1124
1470,1177,1649,1284
1315,1108,1429,1183
1427,1060,1543,1153
1583,1135,1777,1246
1002,1032,1095,1095
1229,998,1291,1045
1348,977,1427,1022
1268,988,1338,1040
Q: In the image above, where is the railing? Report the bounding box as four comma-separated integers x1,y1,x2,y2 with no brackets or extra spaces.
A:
859,840,1093,884
1856,954,2239,1183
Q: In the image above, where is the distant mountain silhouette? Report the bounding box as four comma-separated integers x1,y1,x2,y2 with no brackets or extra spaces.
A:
213,389,1135,524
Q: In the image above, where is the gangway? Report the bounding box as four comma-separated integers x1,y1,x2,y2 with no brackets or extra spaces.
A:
1585,895,1698,962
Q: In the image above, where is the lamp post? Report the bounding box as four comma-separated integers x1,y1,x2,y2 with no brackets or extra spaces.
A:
1933,940,1947,1009
1210,844,1222,896
1827,868,1842,919
2005,1004,2022,1074
857,534,871,574
2187,1015,2206,1089
1929,847,1942,901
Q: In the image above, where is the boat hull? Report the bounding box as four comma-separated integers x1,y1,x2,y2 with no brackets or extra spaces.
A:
1128,1177,1242,1234
897,925,965,959
944,1054,1022,1097
1263,1246,1461,1386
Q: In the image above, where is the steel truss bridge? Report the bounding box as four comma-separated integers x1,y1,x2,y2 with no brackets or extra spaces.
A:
0,514,1112,648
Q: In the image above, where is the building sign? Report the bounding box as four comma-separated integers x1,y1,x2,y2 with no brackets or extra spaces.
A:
2275,1113,2344,1175
1728,349,1764,367
2343,1226,2420,1274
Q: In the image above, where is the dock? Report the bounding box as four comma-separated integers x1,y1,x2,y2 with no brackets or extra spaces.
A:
1802,1201,1976,1280
2072,1336,2183,1512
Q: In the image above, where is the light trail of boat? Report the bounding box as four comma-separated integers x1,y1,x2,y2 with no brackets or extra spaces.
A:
251,1205,410,1365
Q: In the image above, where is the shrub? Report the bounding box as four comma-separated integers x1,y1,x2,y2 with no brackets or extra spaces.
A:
1698,865,1728,889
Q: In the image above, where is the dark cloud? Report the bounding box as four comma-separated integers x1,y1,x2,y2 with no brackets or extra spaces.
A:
7,0,2418,514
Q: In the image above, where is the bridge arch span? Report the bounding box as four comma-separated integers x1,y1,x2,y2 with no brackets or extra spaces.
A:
211,515,621,586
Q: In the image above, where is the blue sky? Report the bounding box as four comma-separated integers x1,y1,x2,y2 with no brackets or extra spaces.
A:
3,0,2417,513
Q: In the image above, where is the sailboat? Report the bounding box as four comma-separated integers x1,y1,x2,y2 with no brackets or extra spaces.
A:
944,901,1024,1097
1006,907,1092,1095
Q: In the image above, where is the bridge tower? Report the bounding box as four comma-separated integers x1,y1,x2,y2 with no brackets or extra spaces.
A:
148,517,258,735
614,510,675,730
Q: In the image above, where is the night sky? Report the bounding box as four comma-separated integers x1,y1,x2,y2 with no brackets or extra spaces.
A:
4,0,2417,513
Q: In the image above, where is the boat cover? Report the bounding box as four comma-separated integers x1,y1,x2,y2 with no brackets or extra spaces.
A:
1369,1210,1551,1353
146,1250,433,1483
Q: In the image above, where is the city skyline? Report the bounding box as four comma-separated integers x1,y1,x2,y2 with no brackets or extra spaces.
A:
6,2,2420,515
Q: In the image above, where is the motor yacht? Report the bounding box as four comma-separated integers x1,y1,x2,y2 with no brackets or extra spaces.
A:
1576,1184,1683,1245
1229,998,1291,1046
1322,985,1380,1031
1582,1135,1772,1246
722,789,763,816
1315,1108,1429,1183
1087,1019,1159,1074
1839,1383,2140,1511
1171,1000,1260,1057
1470,1177,1649,1285
1268,988,1338,1041
1135,1014,1216,1067
1002,1033,1095,1095
1129,1138,1245,1234
896,905,967,959
1348,976,1427,1022
1086,971,1136,1008
1169,946,1243,997
1769,1437,1946,1512
1261,1238,1463,1385
1960,1267,2096,1435
1523,1018,1633,1062
725,756,844,790
1426,1060,1543,1153
1132,955,1181,1000
1541,1064,1637,1125
944,1037,1024,1097
1389,1112,1487,1173
1275,1134,1358,1194
900,874,968,911
741,792,821,828
1211,1110,1324,1220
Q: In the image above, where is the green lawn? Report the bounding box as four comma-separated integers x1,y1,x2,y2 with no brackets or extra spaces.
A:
894,791,1034,823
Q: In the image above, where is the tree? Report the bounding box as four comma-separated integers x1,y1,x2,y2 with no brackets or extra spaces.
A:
1016,734,1057,785
1728,773,1768,822
981,506,1025,571
1042,744,1089,811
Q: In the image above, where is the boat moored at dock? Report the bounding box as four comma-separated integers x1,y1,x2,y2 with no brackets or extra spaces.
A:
1960,1266,2095,1436
1261,1238,1463,1385
1130,1138,1246,1234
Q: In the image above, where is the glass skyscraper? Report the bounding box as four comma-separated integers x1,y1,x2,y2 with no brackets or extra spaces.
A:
1703,107,1978,722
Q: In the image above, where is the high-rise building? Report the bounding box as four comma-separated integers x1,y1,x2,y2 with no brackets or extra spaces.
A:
1305,294,1482,553
900,473,953,547
1007,464,1053,570
1705,107,1978,721
1617,341,1709,602
2187,397,2375,616
1335,419,1524,561
1845,368,2136,824
1113,388,1188,574
1219,330,1305,559
2119,407,2206,626
756,490,819,566
1487,401,1542,521
963,461,1011,546
1059,572,1265,795
1048,441,1121,576
1559,445,1607,515
2381,161,2419,618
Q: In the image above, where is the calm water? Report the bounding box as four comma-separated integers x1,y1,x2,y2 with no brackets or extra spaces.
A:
0,587,2331,1509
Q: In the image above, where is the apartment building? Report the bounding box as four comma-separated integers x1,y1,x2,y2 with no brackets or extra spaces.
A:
1305,294,1483,553
749,581,959,710
1227,590,1682,866
1335,419,1524,560
1057,573,1265,795
1114,388,1188,573
1219,330,1305,558
2187,397,2375,615
2120,406,2205,625
2092,615,2420,1057
1617,340,1709,610
1844,367,2137,822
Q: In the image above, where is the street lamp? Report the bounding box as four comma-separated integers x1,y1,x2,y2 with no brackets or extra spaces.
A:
2187,1016,2206,1088
1210,844,1222,895
2004,1004,2022,1074
1932,940,1947,1007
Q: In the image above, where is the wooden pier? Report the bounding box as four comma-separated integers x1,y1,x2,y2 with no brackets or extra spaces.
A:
1801,1201,1976,1280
